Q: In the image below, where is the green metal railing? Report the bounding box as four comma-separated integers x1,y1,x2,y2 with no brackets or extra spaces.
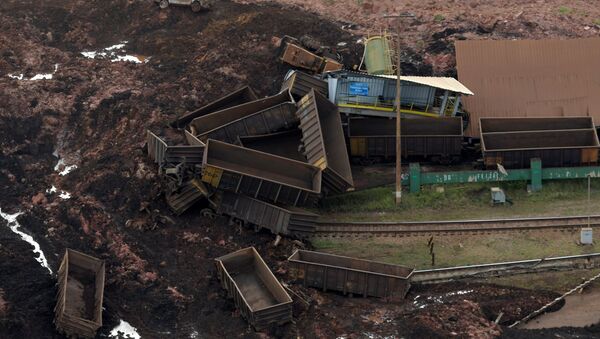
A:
405,158,600,193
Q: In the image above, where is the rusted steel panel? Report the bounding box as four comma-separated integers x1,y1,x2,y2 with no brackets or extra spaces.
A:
456,38,600,137
215,247,292,330
480,117,594,133
202,102,298,144
201,139,321,206
171,86,258,128
187,90,294,142
238,130,306,162
165,179,208,215
147,130,168,164
347,117,463,161
480,117,600,168
279,42,324,73
288,250,414,298
281,70,328,100
296,90,353,194
54,249,105,339
185,129,205,146
147,130,204,165
216,191,318,238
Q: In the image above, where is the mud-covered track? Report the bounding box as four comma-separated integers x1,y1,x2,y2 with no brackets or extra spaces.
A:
313,215,600,238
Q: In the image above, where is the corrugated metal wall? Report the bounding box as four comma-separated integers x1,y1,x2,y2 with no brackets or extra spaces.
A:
334,73,435,108
456,38,600,137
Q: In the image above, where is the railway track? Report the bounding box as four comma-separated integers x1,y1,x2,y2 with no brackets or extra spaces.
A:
313,215,600,237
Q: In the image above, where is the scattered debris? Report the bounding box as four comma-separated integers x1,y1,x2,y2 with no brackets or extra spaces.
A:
110,319,141,339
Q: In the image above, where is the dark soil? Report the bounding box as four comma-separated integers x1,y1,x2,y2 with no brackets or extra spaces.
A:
0,0,598,338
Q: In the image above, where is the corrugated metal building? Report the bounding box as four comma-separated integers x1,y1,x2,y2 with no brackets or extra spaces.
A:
456,38,600,137
325,71,473,118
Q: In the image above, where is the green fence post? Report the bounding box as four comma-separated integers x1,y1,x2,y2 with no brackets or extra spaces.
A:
530,158,542,192
410,163,421,193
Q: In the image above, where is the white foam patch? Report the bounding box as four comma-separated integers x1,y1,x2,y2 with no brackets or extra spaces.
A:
46,186,57,194
58,164,77,176
8,64,59,81
58,191,71,200
81,41,147,64
110,319,141,339
0,208,52,274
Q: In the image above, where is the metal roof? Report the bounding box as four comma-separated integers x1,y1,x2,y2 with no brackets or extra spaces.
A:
456,38,600,137
376,74,474,95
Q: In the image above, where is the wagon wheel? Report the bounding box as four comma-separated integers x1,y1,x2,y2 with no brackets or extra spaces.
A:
191,0,203,12
159,0,169,9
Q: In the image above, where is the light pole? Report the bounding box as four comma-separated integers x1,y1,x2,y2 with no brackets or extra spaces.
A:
384,12,415,205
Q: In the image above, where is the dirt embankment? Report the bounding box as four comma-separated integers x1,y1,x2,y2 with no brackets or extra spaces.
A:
0,0,599,338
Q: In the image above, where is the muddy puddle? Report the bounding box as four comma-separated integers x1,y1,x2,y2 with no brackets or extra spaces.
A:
521,287,600,329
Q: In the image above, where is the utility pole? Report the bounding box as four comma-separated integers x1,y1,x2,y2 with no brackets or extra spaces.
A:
384,12,415,205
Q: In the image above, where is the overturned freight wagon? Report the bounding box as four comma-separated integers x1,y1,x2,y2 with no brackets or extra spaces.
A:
55,249,105,338
147,130,205,166
171,85,258,128
296,90,354,194
201,139,322,206
215,191,318,238
288,250,414,298
480,117,600,168
347,116,463,163
281,70,328,100
215,247,293,329
187,90,297,144
238,130,306,162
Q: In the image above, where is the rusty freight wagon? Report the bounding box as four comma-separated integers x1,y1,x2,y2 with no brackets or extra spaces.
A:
296,90,354,194
187,90,297,144
54,249,105,338
281,70,328,100
288,250,414,298
147,130,205,166
215,191,318,238
480,117,600,168
215,247,293,329
171,86,258,127
202,139,322,206
347,116,463,164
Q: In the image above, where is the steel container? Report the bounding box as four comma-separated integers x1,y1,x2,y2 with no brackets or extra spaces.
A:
201,139,321,206
215,247,293,330
215,191,318,238
54,249,105,338
347,117,463,162
238,129,306,162
296,90,354,194
281,70,328,100
288,250,414,298
187,90,296,143
480,117,600,168
171,86,258,128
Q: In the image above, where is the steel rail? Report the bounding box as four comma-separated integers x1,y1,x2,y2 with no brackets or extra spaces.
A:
312,215,600,237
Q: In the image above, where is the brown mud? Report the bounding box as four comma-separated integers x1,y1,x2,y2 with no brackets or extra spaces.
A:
1,0,599,338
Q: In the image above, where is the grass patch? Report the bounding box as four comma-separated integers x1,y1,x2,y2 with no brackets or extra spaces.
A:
434,14,445,22
558,6,573,15
311,231,599,270
320,179,600,221
594,18,600,26
482,268,600,292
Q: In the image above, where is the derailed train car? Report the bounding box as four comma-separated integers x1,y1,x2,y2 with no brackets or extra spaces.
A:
215,247,293,330
288,250,414,298
214,191,318,238
480,117,600,168
187,90,296,144
201,139,322,206
347,116,464,164
54,249,105,338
